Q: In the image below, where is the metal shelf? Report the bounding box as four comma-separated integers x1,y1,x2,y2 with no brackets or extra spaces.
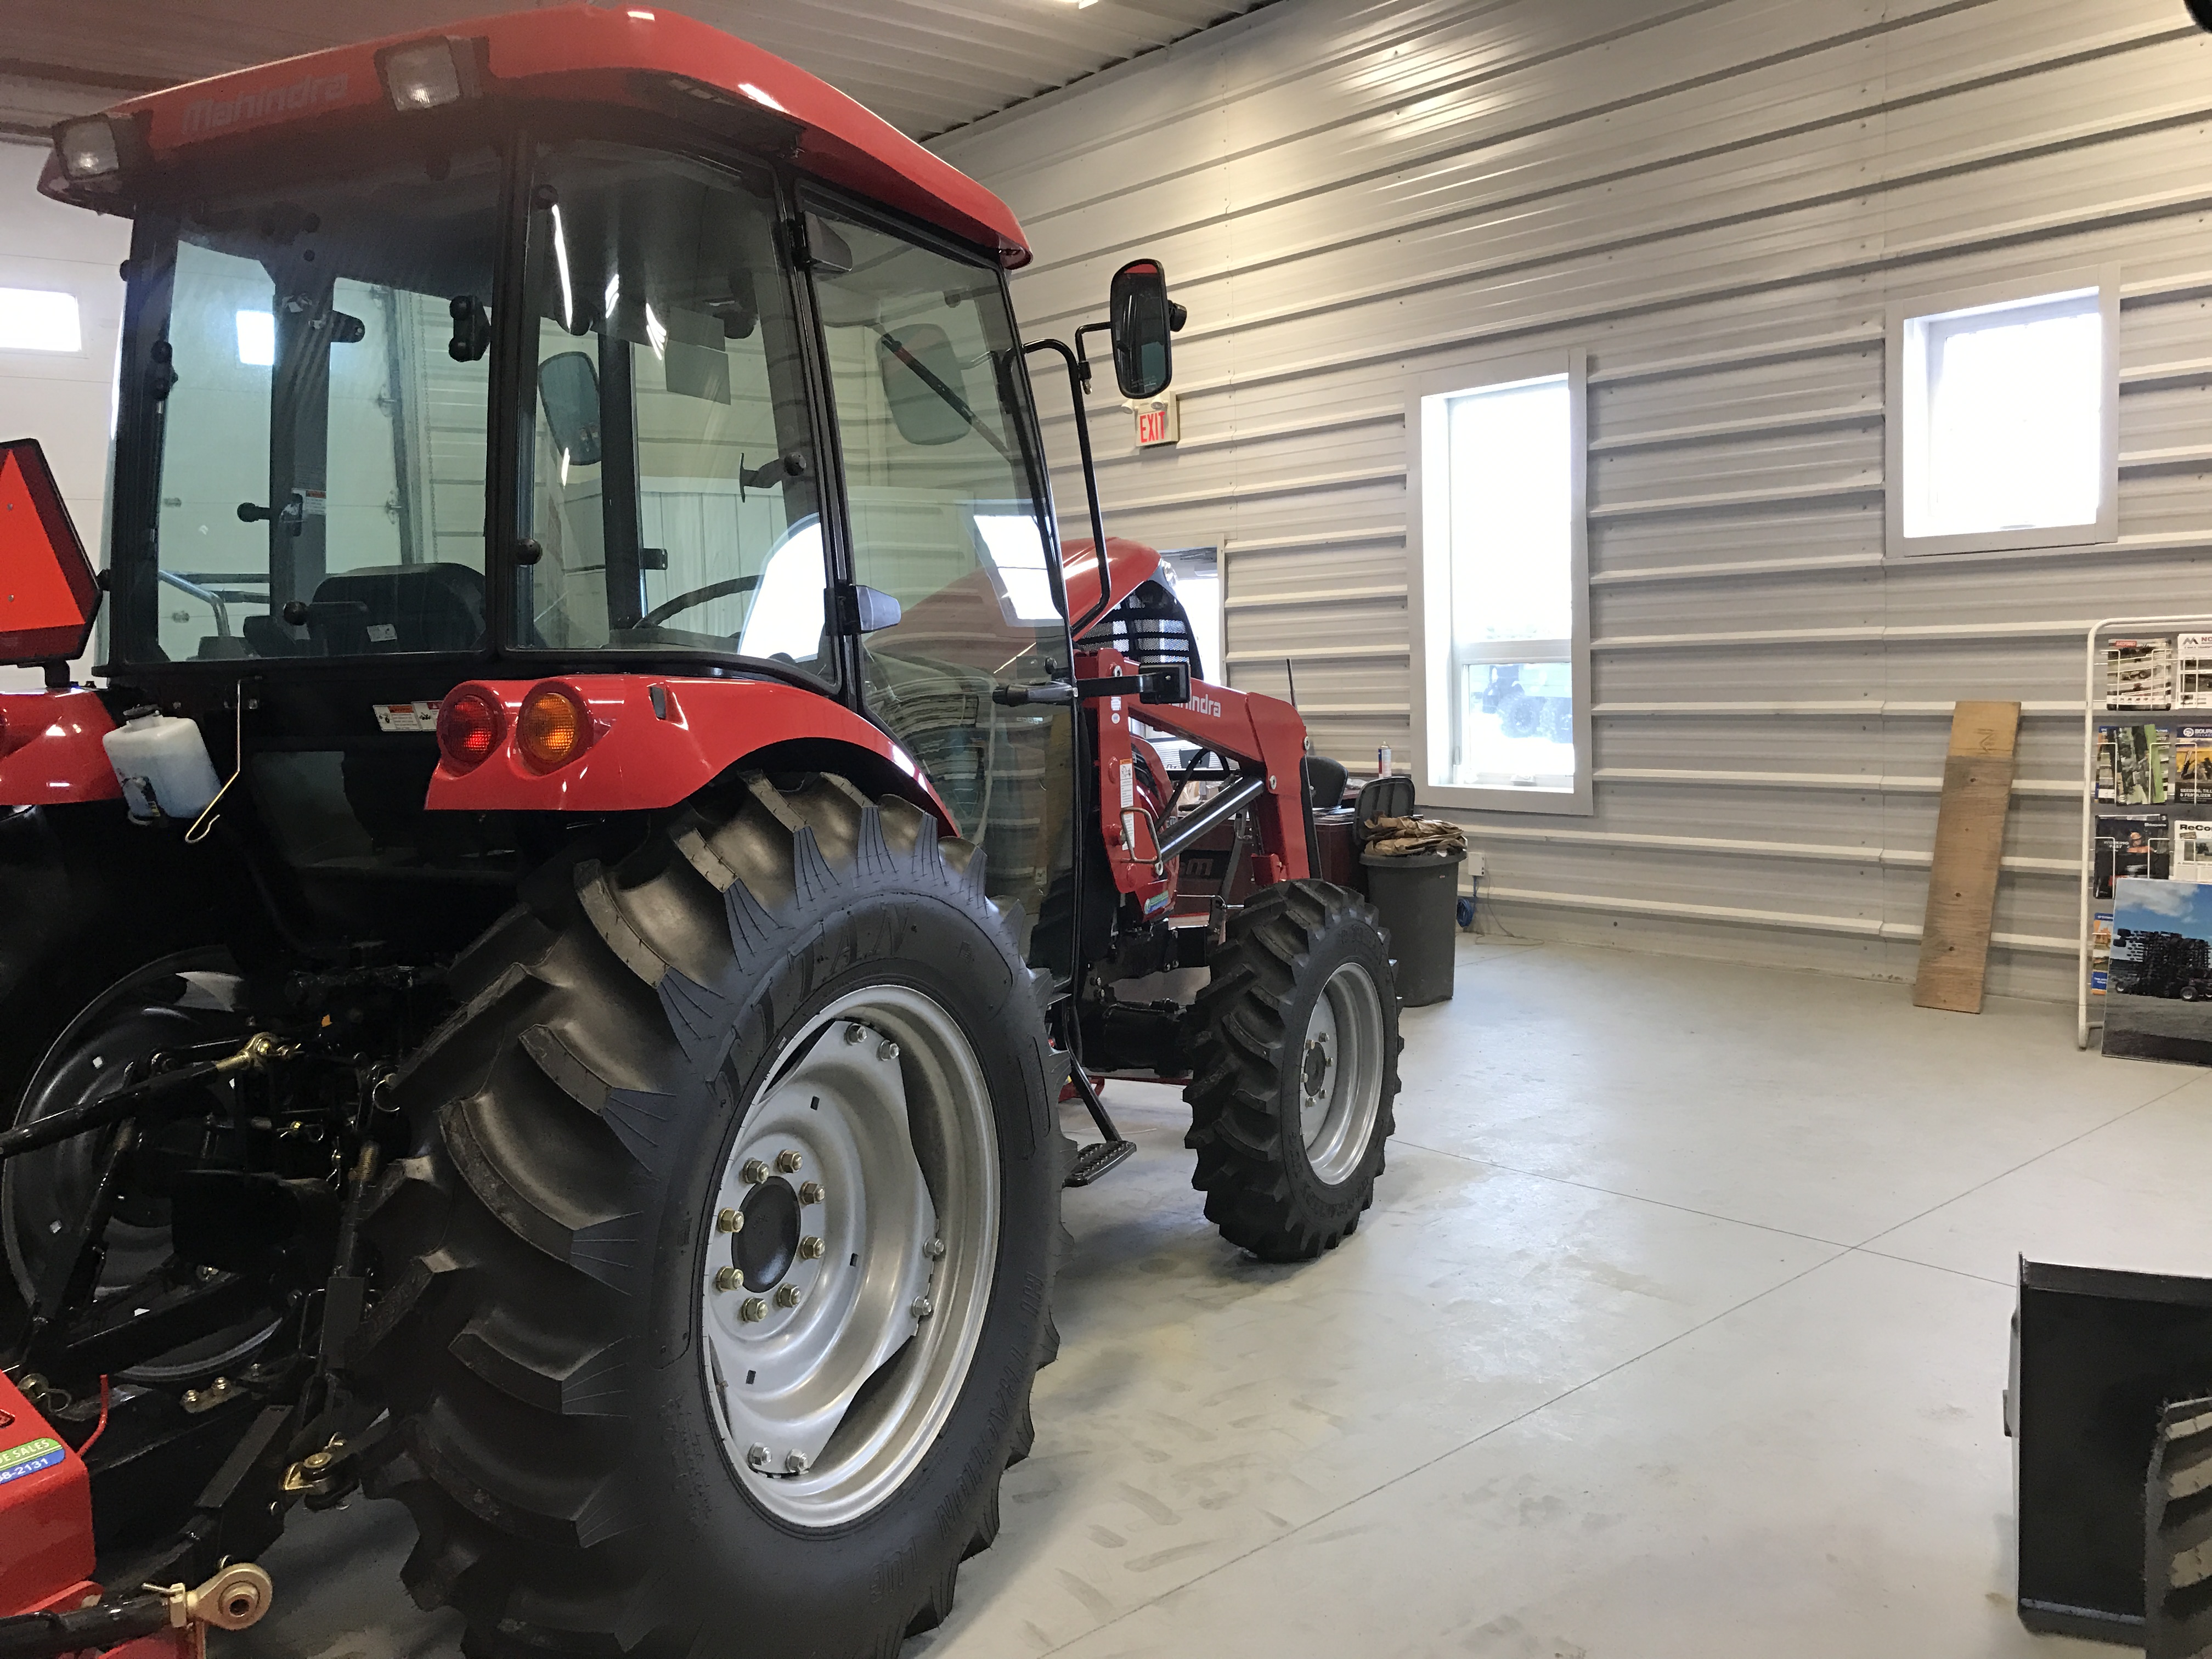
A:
2075,616,2212,1050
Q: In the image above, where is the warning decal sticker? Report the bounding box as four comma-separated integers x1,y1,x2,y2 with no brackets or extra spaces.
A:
374,701,439,733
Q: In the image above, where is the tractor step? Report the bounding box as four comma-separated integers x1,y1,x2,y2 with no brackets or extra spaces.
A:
1064,1139,1136,1187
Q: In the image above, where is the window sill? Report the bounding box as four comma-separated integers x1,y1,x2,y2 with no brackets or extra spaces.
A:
1418,778,1592,817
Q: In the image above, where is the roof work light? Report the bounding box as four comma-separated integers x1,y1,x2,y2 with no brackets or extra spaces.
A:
377,38,483,112
51,116,122,182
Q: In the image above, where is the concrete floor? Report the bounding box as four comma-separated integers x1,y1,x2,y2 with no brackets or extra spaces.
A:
235,936,2212,1659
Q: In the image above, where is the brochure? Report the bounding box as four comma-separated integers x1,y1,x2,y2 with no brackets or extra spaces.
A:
2108,637,2175,709
2096,812,2171,898
2176,820,2212,884
2098,724,2172,804
2181,635,2212,709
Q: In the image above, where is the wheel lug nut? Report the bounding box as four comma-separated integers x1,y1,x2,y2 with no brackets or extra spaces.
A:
774,1284,802,1308
924,1237,945,1260
775,1149,803,1173
843,1024,865,1045
740,1297,768,1323
747,1443,770,1470
784,1451,809,1475
877,1039,901,1062
798,1235,825,1260
799,1181,824,1205
716,1207,744,1234
741,1159,769,1185
910,1295,934,1321
714,1267,742,1292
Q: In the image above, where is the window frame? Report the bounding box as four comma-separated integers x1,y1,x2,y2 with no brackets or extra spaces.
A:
1406,346,1592,816
1884,267,2120,560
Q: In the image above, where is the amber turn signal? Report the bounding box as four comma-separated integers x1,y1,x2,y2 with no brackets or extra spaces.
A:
436,686,505,772
517,682,592,772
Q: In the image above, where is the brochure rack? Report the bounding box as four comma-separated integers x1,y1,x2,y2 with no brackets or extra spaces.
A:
2076,614,2212,1050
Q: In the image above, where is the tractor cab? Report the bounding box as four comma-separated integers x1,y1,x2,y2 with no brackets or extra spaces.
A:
21,6,1126,964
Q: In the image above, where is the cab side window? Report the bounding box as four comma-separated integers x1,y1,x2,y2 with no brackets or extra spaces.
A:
522,143,826,674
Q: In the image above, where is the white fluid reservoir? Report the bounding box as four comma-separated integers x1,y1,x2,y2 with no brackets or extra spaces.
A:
102,707,221,820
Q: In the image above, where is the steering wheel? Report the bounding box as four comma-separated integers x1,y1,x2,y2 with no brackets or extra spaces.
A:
637,573,760,629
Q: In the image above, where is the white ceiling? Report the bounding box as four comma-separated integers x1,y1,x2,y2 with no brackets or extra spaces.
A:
0,0,1275,144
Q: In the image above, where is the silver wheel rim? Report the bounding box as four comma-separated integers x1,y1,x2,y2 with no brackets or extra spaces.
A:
1298,961,1385,1186
699,985,999,1528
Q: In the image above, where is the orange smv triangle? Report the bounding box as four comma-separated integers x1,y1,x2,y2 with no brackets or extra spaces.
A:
0,448,88,635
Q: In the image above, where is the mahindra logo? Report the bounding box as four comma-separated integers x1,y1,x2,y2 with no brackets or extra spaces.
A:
1187,695,1221,719
184,71,349,137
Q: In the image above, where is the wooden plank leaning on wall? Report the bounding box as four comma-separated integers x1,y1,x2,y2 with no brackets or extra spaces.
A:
1914,700,2023,1014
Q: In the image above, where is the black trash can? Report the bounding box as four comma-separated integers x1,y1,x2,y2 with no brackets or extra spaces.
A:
1360,845,1464,1006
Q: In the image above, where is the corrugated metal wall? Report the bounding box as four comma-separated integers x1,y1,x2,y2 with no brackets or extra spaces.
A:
933,0,2212,1001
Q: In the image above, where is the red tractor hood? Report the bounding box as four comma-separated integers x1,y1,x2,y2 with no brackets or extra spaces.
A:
1062,537,1166,626
40,4,1031,270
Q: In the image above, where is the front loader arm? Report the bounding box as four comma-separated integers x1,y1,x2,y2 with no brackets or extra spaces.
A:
1077,644,1310,898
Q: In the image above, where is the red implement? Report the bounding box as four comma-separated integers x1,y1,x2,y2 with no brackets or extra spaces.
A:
0,1371,96,1621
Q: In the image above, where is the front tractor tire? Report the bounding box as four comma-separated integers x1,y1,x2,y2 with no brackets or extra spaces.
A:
1183,881,1402,1261
352,775,1065,1659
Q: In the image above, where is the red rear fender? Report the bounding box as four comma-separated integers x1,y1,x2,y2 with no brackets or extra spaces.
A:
0,689,120,806
425,675,955,830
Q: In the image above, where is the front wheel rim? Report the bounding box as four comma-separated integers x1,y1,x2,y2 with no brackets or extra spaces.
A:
698,984,1000,1528
1297,960,1386,1186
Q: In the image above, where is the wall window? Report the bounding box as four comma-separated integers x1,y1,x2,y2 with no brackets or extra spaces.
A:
1160,546,1221,686
0,287,82,354
1132,546,1221,771
1409,350,1590,815
1887,273,2118,557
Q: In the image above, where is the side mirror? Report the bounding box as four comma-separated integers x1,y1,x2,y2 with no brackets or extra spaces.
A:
538,352,603,466
0,438,100,667
877,325,971,446
1108,258,1181,400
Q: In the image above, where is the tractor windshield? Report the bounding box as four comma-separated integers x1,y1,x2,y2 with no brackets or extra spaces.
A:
112,145,506,665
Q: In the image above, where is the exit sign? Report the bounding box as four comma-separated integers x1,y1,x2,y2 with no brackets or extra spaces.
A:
1133,394,1180,448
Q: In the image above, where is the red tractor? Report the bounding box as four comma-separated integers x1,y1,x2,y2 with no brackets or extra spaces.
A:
0,12,1401,1658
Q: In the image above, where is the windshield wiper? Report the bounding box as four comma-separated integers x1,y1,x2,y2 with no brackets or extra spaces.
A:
877,330,1012,461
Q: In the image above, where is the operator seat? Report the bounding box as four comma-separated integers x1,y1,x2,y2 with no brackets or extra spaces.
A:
241,563,488,657
308,563,487,655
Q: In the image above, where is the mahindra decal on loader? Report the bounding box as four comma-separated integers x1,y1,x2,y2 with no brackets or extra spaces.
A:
0,13,1401,1658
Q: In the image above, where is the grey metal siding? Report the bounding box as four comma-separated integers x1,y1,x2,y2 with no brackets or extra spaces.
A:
935,0,2212,1001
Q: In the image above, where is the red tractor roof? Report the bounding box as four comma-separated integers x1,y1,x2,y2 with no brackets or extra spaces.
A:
41,4,1031,269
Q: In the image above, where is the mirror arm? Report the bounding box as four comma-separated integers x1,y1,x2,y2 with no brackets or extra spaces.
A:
1023,337,1114,637
1071,320,1110,394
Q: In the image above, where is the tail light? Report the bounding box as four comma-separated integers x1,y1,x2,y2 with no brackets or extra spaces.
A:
517,682,592,773
437,686,505,772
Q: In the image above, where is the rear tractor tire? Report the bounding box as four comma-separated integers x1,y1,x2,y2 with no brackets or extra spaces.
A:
1182,880,1401,1261
351,774,1065,1659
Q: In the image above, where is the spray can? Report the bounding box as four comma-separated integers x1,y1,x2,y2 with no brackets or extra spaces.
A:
1377,746,1393,778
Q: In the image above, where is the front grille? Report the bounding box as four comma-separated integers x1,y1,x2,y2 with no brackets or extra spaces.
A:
1079,579,1201,679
